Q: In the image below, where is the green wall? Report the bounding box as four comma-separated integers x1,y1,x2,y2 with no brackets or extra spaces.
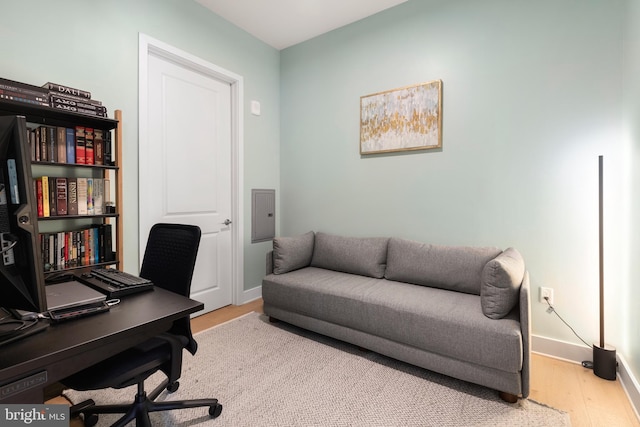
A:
0,0,280,292
281,0,633,370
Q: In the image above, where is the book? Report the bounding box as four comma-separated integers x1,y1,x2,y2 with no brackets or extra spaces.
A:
86,178,94,215
56,178,67,215
85,127,94,165
94,129,104,165
48,94,105,110
38,126,48,162
67,178,78,215
0,78,49,106
56,127,66,163
7,159,19,204
1,77,49,97
47,126,57,163
93,178,103,215
48,177,57,216
0,88,49,106
75,126,86,164
77,177,88,215
35,178,43,217
51,102,107,117
42,82,91,99
45,91,102,105
65,128,75,164
104,130,112,165
103,223,114,262
41,176,50,217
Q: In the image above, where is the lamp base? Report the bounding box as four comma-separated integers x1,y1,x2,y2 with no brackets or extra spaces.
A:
593,344,617,380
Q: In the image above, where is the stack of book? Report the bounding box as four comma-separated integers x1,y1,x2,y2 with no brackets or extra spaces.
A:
34,176,110,218
0,77,49,107
42,82,108,118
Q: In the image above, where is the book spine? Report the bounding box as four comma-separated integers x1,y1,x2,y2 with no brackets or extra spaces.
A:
56,177,67,216
7,159,19,204
103,224,113,262
41,176,49,217
93,178,103,215
51,103,107,117
46,91,102,105
86,178,94,215
0,88,49,106
36,178,43,217
47,126,57,163
104,130,112,165
85,127,94,165
63,127,75,165
94,129,104,165
56,127,66,163
42,82,91,99
48,177,57,216
67,178,78,215
75,126,85,164
38,126,48,162
77,177,88,215
49,94,105,110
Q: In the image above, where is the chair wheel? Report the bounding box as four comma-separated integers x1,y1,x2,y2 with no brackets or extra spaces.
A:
167,381,180,392
83,413,99,427
209,403,223,418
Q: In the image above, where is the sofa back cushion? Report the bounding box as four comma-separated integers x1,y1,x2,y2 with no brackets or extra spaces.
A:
385,238,501,295
310,232,389,278
273,231,315,274
480,247,525,319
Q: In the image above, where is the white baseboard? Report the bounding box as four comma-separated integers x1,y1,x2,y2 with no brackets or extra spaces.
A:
533,334,640,421
239,285,262,305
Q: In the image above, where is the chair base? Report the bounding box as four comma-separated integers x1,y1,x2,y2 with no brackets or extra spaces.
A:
70,379,222,427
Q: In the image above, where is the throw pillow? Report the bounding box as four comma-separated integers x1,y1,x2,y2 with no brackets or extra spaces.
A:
273,231,315,274
310,232,389,278
481,247,526,319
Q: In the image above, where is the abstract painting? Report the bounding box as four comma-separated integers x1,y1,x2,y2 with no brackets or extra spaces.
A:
360,80,442,155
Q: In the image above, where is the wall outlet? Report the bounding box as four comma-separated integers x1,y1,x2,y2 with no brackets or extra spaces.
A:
540,287,554,305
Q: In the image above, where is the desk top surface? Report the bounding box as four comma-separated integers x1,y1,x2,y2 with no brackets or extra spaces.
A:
0,287,203,383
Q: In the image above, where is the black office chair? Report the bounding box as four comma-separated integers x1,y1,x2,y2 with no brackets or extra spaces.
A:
63,223,222,427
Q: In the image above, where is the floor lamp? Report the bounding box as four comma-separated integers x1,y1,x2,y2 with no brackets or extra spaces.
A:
593,155,617,380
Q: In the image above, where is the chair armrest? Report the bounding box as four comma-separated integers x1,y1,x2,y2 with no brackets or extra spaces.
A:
155,332,189,385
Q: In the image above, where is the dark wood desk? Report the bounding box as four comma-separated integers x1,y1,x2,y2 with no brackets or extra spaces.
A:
0,288,203,403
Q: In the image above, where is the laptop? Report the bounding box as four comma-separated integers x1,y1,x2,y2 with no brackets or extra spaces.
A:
46,280,107,311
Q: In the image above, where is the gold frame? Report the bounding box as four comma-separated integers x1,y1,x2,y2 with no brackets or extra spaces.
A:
360,80,443,155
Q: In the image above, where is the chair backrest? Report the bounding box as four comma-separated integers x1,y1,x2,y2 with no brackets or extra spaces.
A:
140,223,202,354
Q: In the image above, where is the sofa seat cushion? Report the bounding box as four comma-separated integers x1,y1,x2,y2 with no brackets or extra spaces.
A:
263,267,523,373
385,238,502,295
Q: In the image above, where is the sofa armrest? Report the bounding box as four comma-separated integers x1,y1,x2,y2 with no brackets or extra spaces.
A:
266,250,274,275
519,270,531,398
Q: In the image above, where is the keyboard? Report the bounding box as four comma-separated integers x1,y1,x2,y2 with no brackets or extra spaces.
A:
78,268,154,298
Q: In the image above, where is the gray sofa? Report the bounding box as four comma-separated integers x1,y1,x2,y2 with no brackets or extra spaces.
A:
262,232,530,401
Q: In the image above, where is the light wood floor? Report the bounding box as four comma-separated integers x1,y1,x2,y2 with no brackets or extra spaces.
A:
55,299,639,426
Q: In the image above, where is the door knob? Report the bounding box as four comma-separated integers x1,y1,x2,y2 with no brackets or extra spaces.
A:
223,219,232,226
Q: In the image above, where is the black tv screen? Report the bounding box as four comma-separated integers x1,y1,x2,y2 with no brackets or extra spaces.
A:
0,115,47,312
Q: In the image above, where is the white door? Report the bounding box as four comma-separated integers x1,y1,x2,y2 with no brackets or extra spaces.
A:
140,51,233,313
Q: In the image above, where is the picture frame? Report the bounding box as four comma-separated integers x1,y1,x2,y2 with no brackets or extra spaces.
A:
360,80,442,155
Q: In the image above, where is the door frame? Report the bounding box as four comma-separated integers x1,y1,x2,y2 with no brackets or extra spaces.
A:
138,33,244,305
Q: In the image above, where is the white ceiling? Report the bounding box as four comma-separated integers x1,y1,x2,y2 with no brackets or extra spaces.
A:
194,0,408,50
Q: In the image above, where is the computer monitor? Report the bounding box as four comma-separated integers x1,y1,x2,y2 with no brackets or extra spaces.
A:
0,115,47,312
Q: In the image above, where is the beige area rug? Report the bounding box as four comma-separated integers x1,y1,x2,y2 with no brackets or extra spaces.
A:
64,312,570,426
